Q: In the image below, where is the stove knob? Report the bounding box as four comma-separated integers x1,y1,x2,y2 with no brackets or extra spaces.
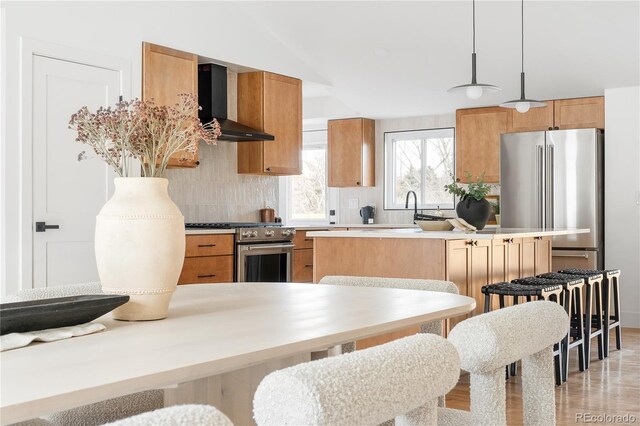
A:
251,231,258,237
290,229,297,235
281,229,291,237
265,230,275,237
242,231,252,238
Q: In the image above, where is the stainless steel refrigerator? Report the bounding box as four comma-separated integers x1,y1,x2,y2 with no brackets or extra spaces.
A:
500,128,604,270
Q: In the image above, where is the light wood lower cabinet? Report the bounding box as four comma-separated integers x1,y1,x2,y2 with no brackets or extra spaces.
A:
178,256,234,284
492,238,523,283
179,234,235,285
446,239,492,326
533,236,552,275
293,249,314,283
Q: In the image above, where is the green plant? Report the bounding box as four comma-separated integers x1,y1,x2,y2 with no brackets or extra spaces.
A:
444,172,495,201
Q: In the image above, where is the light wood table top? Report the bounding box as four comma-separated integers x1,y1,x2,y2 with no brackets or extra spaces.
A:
0,283,475,424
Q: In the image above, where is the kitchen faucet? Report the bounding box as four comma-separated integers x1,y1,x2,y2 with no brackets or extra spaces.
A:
405,191,418,222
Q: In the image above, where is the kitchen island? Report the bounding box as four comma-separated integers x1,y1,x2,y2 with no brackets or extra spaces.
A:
308,227,589,322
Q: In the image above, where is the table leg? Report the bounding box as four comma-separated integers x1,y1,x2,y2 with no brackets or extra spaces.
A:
164,353,311,426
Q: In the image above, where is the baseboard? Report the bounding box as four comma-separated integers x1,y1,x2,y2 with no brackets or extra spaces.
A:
621,311,640,328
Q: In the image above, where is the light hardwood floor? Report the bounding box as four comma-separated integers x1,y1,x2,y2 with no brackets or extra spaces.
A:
446,328,640,425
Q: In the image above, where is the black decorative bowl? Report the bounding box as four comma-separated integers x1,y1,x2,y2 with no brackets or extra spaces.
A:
0,294,129,335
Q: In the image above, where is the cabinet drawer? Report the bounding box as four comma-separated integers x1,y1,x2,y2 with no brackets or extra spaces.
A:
178,255,234,284
185,234,234,257
293,249,314,283
293,230,318,250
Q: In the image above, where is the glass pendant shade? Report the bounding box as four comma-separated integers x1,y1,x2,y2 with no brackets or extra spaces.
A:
448,0,500,99
500,72,546,112
448,54,501,99
500,0,545,113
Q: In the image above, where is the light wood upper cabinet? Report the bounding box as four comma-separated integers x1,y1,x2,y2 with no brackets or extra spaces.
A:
553,97,604,130
508,103,554,132
328,118,375,187
506,96,604,133
457,96,603,183
142,42,199,168
455,107,510,183
237,72,302,175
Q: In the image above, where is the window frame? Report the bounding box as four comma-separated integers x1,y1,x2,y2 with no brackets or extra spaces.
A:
279,130,337,225
383,127,456,211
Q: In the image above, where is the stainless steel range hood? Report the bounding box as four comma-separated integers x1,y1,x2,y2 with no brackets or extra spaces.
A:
198,63,274,142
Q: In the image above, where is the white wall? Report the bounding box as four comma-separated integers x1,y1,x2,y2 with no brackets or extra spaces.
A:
604,86,640,328
0,1,327,296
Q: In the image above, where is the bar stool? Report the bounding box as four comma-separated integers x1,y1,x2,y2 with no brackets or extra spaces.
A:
561,268,622,357
538,272,604,368
513,276,585,382
481,282,564,386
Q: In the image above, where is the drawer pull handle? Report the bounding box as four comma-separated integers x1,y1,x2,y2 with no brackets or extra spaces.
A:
304,238,313,242
197,274,216,278
198,244,217,248
304,264,313,268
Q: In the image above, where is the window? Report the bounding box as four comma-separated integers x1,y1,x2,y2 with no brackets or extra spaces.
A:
282,130,333,223
384,128,455,210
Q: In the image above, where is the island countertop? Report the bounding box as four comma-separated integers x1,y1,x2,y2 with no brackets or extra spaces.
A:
307,227,590,240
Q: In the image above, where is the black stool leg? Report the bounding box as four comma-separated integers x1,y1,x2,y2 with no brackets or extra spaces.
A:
603,277,611,358
594,282,604,360
613,277,622,350
561,288,571,382
574,286,585,372
510,296,519,377
484,293,491,313
583,283,593,369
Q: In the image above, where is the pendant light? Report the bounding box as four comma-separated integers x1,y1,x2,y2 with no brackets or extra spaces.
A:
448,0,501,99
500,0,546,113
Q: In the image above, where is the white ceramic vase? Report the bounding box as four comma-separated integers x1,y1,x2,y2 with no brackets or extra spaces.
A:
95,178,185,321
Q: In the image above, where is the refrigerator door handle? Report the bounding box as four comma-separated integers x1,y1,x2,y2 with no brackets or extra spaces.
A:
537,145,545,228
547,145,555,229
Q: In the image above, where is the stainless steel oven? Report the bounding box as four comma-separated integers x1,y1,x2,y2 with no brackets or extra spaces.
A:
235,227,295,282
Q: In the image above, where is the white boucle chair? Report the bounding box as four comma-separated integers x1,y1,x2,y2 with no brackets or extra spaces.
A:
4,282,164,426
103,404,233,426
253,333,460,426
318,276,459,340
439,301,570,426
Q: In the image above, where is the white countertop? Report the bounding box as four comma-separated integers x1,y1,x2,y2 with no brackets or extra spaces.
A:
185,229,236,235
307,227,590,240
293,224,420,230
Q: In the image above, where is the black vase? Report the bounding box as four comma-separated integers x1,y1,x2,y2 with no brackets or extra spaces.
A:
456,197,491,230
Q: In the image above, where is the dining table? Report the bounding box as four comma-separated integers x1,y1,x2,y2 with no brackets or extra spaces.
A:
0,282,475,425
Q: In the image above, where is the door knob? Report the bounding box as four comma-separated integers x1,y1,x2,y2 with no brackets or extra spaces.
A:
35,222,60,232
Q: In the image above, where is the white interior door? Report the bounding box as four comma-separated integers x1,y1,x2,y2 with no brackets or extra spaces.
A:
32,55,120,287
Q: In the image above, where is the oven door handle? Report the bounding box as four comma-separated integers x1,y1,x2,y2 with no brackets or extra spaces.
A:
246,243,295,251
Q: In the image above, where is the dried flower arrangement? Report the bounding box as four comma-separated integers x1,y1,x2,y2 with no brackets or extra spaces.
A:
69,93,221,177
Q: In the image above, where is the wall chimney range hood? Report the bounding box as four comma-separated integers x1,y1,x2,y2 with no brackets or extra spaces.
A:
198,63,275,142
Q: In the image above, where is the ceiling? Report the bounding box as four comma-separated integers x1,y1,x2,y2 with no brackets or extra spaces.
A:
233,1,640,123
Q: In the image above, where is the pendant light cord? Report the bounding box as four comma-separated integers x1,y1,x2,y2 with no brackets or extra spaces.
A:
521,0,524,73
472,0,476,54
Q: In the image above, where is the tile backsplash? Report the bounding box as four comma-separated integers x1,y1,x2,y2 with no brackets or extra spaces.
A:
165,70,278,223
166,142,278,223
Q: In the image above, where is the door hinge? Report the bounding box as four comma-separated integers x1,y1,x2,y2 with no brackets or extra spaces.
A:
119,95,123,102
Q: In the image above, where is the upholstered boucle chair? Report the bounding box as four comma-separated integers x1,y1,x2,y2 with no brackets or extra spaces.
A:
318,276,459,339
439,301,570,426
5,282,164,426
103,404,233,426
253,333,460,426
